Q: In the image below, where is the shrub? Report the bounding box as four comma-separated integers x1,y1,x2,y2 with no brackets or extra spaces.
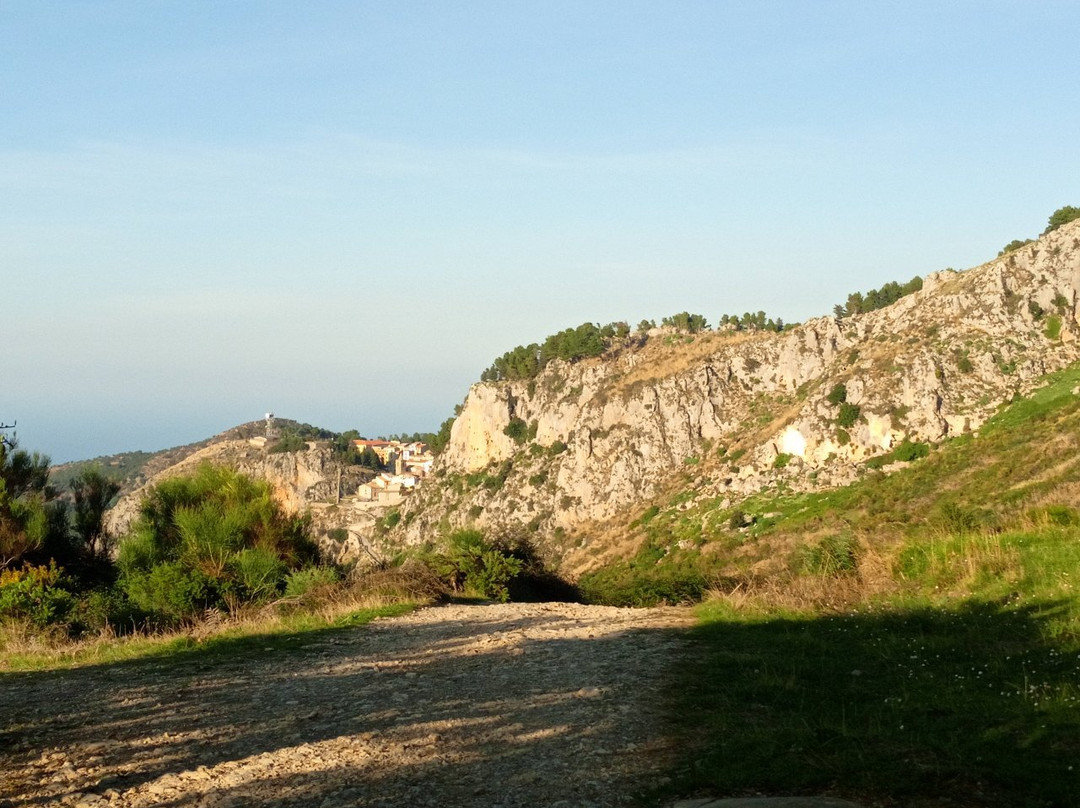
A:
481,460,513,492
547,440,568,456
1043,205,1080,234
826,383,847,406
234,547,287,603
892,439,930,463
503,417,529,445
728,509,748,530
121,562,216,624
482,321,624,381
0,563,74,628
773,453,792,469
662,312,710,333
833,275,923,318
800,534,858,576
436,529,524,602
1045,315,1062,340
283,565,342,599
116,465,317,623
999,238,1034,256
866,439,931,469
933,502,984,536
837,403,861,428
268,433,308,453
73,587,141,635
578,565,707,607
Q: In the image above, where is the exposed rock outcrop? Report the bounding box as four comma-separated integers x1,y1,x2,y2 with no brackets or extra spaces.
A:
393,220,1080,568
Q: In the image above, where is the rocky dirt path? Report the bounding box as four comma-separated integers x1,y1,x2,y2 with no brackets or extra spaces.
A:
1,603,696,808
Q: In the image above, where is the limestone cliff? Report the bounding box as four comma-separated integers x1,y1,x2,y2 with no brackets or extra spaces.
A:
393,220,1080,568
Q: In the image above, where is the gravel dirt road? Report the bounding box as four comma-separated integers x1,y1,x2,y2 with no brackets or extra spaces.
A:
1,602,696,808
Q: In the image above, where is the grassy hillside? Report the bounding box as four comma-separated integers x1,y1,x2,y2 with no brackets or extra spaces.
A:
619,362,1080,806
582,361,1080,613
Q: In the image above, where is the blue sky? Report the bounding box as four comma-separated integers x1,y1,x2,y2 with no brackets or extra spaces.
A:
3,1,1078,463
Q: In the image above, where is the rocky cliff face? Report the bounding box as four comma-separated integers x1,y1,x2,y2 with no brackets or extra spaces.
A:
393,220,1080,567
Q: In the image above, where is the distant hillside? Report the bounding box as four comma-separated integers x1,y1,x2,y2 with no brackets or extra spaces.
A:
49,419,323,497
390,218,1080,574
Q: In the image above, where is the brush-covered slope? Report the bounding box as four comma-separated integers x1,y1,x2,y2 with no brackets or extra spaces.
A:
100,422,377,563
393,219,1080,569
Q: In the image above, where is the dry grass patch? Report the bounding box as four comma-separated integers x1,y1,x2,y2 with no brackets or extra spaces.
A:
611,330,759,395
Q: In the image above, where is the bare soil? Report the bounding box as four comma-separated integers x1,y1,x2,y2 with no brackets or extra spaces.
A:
1,602,695,808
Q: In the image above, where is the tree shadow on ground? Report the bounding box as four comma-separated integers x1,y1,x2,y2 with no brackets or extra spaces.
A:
0,605,689,808
670,598,1080,808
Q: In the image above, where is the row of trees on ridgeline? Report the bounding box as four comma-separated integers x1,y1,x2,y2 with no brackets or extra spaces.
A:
832,276,924,319
480,321,630,382
481,313,795,384
1000,205,1080,256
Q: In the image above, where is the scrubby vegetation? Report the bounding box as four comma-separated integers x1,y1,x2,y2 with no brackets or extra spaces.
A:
1044,204,1080,234
116,465,319,625
1,440,575,665
1,459,334,637
581,363,1080,805
833,275,923,318
999,237,1034,256
480,321,630,382
717,311,786,332
998,204,1079,258
661,312,709,333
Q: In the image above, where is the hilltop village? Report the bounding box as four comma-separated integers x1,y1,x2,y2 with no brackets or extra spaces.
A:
351,439,435,506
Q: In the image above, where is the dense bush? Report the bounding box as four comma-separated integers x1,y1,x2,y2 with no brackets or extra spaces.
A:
0,563,74,628
409,530,576,603
1045,315,1063,340
578,564,707,607
430,414,457,455
662,312,709,333
0,437,65,571
503,417,530,445
1043,205,1080,234
837,403,861,429
418,529,522,602
865,439,931,470
999,238,1034,256
268,433,309,454
116,464,318,625
283,565,342,598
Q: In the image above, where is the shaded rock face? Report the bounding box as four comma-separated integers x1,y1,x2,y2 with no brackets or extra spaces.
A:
396,221,1080,561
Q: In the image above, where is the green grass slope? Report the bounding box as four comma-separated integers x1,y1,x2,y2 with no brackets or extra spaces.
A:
623,363,1080,806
